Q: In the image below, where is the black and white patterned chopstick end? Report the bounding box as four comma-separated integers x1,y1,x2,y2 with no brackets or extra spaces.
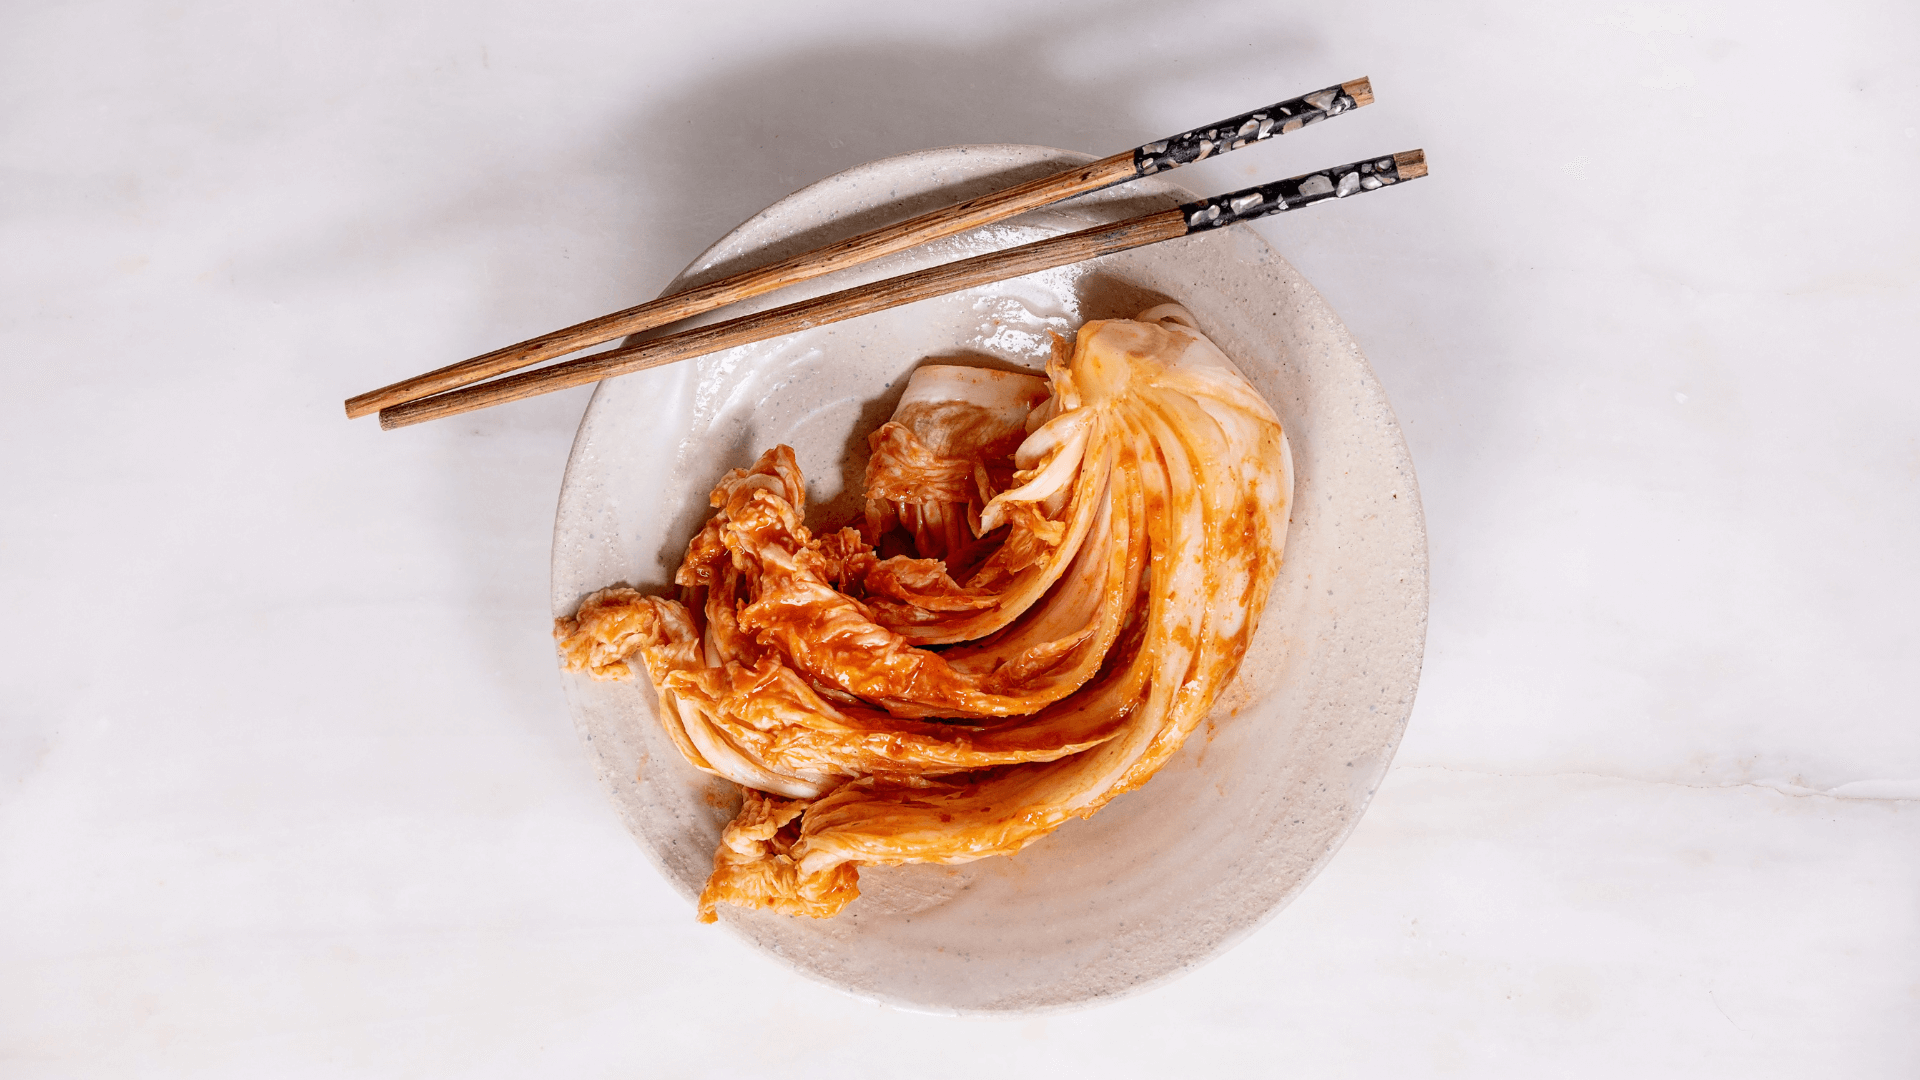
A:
1133,78,1373,176
1177,150,1427,232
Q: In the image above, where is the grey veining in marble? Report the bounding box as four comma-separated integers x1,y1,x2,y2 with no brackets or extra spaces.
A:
1,0,1914,1074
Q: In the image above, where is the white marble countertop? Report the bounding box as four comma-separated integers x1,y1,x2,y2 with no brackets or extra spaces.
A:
3,1,1915,1075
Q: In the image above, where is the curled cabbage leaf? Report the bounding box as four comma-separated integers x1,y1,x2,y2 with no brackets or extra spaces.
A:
556,304,1293,921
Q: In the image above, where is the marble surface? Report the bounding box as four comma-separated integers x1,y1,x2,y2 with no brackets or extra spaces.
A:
2,0,1915,1074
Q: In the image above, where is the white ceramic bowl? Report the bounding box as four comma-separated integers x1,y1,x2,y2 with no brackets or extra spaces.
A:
551,145,1427,1013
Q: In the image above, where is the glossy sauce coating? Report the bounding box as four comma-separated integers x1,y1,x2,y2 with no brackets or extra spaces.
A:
555,306,1293,921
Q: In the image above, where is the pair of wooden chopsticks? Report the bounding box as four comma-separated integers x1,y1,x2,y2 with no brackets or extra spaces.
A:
350,77,1425,430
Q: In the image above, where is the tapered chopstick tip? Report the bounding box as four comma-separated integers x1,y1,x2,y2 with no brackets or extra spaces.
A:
1342,77,1374,107
1392,149,1428,180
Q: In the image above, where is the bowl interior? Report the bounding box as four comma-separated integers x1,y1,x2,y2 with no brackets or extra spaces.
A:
551,144,1428,1013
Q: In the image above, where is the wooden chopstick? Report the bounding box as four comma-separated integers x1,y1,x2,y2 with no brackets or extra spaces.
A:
378,150,1426,430
345,78,1375,419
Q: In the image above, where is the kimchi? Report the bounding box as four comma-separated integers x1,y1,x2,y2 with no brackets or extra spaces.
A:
556,305,1293,921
